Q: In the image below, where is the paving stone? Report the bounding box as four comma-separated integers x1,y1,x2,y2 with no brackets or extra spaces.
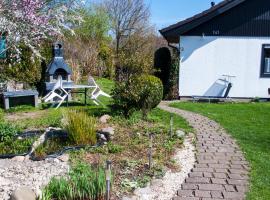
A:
227,179,248,186
192,168,214,173
198,159,218,164
182,184,198,190
173,197,199,200
213,173,227,179
203,172,213,178
229,169,249,175
215,168,228,173
230,164,244,169
208,164,230,169
224,185,236,192
235,185,248,193
189,172,203,178
231,160,248,165
211,191,223,198
228,173,248,180
211,178,227,184
186,177,210,184
194,163,208,168
223,191,244,199
195,190,211,198
198,184,224,191
177,190,194,197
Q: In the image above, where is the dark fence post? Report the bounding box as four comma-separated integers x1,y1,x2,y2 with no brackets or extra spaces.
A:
106,160,112,200
170,114,174,138
148,133,153,170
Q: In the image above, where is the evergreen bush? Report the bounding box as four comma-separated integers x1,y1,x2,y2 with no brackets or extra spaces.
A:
112,75,163,118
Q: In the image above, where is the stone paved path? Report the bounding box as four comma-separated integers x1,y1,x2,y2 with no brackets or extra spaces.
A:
158,102,250,200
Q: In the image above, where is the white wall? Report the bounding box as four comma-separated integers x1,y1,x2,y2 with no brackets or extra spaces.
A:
179,36,270,98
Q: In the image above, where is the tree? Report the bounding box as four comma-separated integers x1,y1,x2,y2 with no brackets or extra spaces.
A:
64,4,112,80
0,0,83,61
117,28,156,81
104,0,150,81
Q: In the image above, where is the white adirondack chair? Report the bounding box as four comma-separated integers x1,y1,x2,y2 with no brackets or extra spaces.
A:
42,77,68,109
88,76,111,105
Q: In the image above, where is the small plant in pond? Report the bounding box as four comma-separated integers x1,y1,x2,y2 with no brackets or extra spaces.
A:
41,162,106,200
0,122,19,142
0,137,36,155
63,110,97,145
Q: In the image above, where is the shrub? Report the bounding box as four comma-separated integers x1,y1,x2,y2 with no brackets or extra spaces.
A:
112,82,137,117
63,110,97,145
131,75,163,118
0,122,19,142
112,75,163,118
41,162,106,200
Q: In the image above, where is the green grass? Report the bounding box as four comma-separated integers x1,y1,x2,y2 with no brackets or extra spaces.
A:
170,102,270,200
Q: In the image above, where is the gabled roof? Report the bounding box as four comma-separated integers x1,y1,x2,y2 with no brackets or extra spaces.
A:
159,0,247,43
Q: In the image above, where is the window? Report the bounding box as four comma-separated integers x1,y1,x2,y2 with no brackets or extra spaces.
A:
261,44,270,77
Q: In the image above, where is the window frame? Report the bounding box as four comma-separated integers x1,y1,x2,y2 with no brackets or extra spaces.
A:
260,44,270,78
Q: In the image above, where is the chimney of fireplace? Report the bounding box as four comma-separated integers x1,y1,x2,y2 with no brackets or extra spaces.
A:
53,43,63,57
211,2,216,7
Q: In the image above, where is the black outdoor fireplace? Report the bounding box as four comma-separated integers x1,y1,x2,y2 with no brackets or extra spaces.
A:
45,42,73,91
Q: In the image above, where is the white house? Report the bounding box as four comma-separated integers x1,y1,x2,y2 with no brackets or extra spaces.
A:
160,0,270,99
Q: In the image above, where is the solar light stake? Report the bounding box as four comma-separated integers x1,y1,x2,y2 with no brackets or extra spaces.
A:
170,114,174,138
148,133,153,170
106,160,112,200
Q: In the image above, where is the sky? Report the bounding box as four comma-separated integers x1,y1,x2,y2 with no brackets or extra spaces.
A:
146,0,223,30
89,0,224,30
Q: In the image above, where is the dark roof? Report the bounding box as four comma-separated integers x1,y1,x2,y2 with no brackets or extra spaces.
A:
159,0,247,43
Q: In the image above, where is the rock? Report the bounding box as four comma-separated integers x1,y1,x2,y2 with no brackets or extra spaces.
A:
58,154,69,162
99,114,111,124
10,187,36,200
101,127,115,136
11,156,25,162
100,134,107,141
176,130,185,138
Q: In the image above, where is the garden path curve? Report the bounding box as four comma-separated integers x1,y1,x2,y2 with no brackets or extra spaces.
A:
158,102,250,200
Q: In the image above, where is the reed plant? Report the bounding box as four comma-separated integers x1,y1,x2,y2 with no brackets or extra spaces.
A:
40,162,106,200
63,109,97,145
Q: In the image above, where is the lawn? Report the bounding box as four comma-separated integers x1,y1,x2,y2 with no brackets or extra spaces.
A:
170,102,270,200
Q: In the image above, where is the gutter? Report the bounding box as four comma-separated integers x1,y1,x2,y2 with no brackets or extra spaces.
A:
168,42,180,54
